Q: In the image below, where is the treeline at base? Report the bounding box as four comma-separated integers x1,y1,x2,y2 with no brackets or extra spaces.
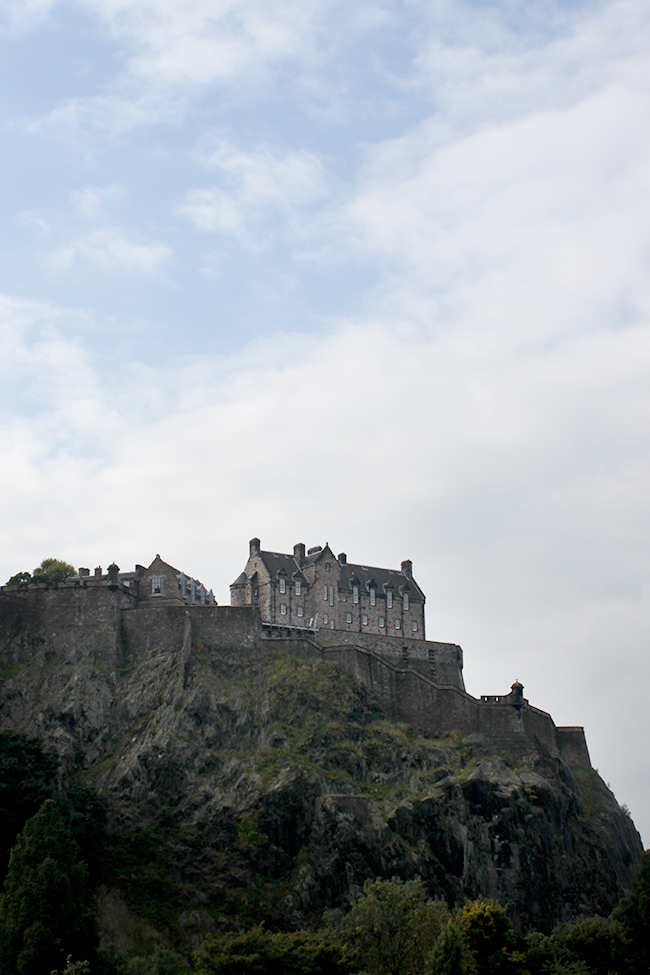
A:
0,730,648,975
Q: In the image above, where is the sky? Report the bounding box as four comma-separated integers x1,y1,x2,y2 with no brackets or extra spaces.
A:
1,0,649,846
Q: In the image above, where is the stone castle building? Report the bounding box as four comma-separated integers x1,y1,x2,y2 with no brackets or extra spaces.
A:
0,538,592,770
230,539,425,638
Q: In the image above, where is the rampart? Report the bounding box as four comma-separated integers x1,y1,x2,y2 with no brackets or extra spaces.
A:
0,582,591,769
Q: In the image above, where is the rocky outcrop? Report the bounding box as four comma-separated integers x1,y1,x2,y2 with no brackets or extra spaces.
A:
0,591,643,945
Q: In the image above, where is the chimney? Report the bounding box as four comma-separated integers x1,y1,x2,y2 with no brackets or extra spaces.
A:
249,538,260,556
401,559,412,578
94,566,102,577
338,552,347,564
107,563,120,586
293,543,306,566
78,568,90,577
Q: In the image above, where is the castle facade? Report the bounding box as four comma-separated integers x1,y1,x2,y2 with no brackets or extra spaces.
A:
230,538,425,638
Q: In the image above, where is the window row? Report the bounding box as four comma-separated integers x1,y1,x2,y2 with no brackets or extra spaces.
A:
279,579,301,595
322,585,410,610
279,604,304,617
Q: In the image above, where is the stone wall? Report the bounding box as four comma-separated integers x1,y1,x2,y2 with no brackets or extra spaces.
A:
0,584,591,770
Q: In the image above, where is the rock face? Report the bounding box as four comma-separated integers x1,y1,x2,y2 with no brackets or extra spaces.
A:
0,589,643,945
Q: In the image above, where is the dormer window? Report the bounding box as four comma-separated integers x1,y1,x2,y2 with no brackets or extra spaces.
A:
370,588,376,606
151,576,164,596
295,580,301,596
279,578,286,594
403,593,409,611
386,590,393,609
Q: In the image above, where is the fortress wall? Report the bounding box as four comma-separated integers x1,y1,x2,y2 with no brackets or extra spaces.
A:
556,726,591,768
317,630,465,690
121,604,264,658
0,584,136,671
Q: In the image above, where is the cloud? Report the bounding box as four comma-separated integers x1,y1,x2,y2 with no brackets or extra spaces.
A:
71,185,125,219
47,227,171,276
177,143,326,239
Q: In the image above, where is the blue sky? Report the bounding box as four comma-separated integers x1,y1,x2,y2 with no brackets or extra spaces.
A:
2,0,650,844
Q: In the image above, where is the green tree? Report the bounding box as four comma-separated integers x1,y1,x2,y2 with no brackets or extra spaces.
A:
458,900,527,975
338,877,449,975
0,730,58,882
427,918,472,975
32,558,76,585
612,849,650,974
5,571,31,587
0,799,98,975
194,926,352,975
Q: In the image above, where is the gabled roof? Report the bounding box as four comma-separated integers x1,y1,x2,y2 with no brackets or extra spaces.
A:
339,562,425,600
302,543,336,568
258,551,307,582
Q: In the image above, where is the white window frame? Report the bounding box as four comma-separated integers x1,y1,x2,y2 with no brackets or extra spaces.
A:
323,613,328,624
403,593,409,610
295,580,301,596
378,617,385,627
297,606,303,617
329,585,334,606
151,576,164,596
370,588,376,606
395,619,401,630
280,603,287,616
361,614,368,626
386,590,393,608
323,585,328,601
279,578,286,594
412,621,418,632
352,585,359,604
345,612,352,623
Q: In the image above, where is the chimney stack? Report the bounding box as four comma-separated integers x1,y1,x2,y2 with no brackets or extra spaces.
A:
401,559,413,578
293,543,306,566
338,553,347,564
249,538,260,556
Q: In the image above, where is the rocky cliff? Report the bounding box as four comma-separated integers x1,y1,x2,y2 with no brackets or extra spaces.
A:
0,591,642,949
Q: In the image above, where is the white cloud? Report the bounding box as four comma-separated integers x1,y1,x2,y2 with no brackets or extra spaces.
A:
71,185,125,219
177,143,326,238
47,227,171,276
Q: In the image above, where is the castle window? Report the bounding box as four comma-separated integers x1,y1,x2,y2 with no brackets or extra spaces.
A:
279,578,286,594
361,614,368,626
330,619,335,629
297,606,303,617
323,585,328,601
403,593,409,610
329,585,334,606
295,580,301,596
280,603,287,616
412,621,418,632
323,614,328,624
386,590,393,608
352,585,359,604
370,588,376,606
151,576,164,596
345,612,352,623
395,619,401,629
325,562,330,571
378,617,385,628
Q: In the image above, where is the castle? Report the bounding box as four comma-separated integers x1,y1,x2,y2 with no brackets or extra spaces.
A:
0,540,592,770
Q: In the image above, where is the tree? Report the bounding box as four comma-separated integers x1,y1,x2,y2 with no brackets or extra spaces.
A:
457,899,528,975
31,559,76,585
427,919,472,975
338,877,449,975
5,571,32,587
0,730,58,883
612,849,650,974
193,926,352,975
0,799,98,975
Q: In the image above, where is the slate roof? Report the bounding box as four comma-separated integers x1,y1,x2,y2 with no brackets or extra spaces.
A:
340,562,425,600
258,551,306,581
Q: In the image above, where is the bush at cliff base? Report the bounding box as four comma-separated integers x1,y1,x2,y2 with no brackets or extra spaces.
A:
0,799,98,975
